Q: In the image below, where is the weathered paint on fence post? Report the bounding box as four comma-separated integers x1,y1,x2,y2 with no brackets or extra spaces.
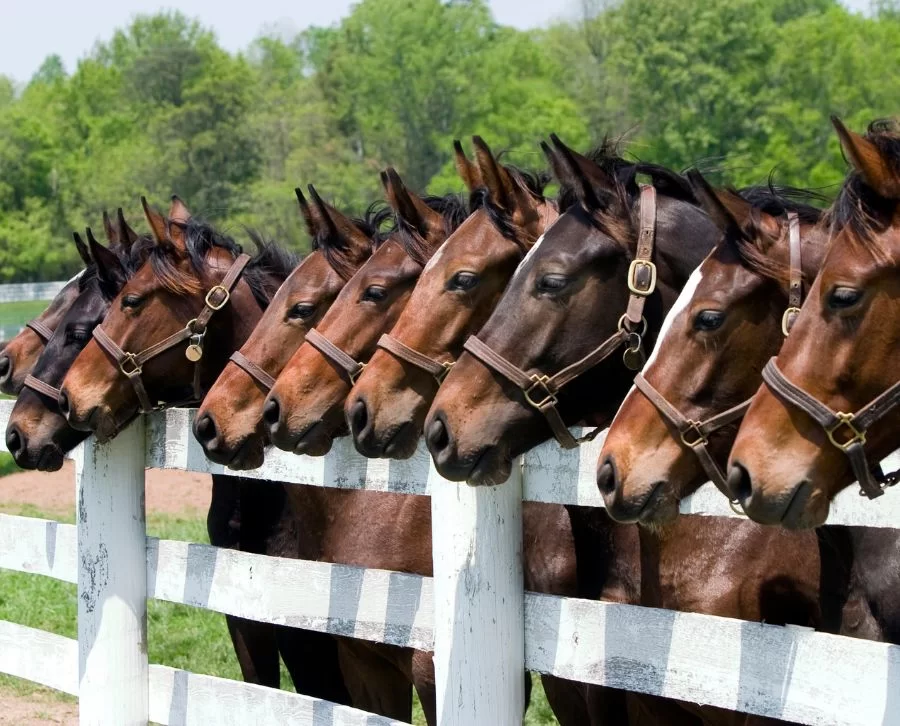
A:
430,465,525,726
75,419,149,725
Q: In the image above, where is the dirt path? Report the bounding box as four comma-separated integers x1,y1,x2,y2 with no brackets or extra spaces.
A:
0,688,76,725
0,461,212,518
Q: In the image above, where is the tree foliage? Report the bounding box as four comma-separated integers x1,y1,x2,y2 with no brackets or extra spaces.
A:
0,0,898,281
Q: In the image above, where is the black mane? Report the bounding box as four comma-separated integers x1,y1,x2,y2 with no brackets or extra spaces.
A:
396,192,470,267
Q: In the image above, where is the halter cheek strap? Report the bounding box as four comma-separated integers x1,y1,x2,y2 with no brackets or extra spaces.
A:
93,253,251,414
377,333,454,384
305,328,367,385
26,320,54,344
461,185,658,450
762,359,900,499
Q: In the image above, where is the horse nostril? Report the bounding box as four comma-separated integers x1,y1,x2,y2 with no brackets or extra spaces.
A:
194,413,218,447
0,355,11,383
57,389,71,418
728,462,753,503
349,398,369,437
5,426,23,458
596,458,619,497
263,396,281,428
426,414,451,456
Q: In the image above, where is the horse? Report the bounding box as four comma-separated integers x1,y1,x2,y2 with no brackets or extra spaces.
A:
597,174,828,523
5,223,153,470
728,118,900,528
0,209,137,395
425,136,824,725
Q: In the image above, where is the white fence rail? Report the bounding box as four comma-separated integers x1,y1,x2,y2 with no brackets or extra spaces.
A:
0,280,67,304
0,400,899,725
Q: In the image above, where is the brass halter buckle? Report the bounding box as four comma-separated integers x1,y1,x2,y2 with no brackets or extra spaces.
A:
627,260,658,297
680,421,708,448
348,363,367,385
826,412,867,451
781,307,801,337
205,285,231,311
119,353,142,378
524,375,557,409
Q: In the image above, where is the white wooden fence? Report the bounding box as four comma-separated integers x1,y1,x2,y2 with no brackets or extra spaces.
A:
1,398,899,725
0,279,68,342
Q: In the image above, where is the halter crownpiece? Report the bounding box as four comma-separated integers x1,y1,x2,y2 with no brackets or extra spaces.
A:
92,253,251,414
630,211,805,505
462,184,658,450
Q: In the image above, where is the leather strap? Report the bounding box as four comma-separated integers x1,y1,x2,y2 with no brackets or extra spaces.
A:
229,350,276,391
762,358,900,499
377,334,453,384
306,328,366,384
633,373,749,499
92,253,251,414
782,212,802,335
460,185,658,449
23,374,62,403
26,320,54,343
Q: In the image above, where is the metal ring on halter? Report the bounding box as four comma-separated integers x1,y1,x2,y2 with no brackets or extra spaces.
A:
826,412,867,451
524,375,557,409
729,499,746,516
781,306,801,337
617,314,647,338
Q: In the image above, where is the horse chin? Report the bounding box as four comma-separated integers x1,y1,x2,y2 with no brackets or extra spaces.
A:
466,447,513,487
780,483,829,530
289,421,335,457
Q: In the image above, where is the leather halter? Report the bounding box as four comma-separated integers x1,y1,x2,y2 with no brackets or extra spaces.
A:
462,185,659,450
761,359,900,499
631,212,803,500
92,253,251,414
26,320,54,344
305,328,367,385
23,374,63,404
376,333,454,384
229,349,276,391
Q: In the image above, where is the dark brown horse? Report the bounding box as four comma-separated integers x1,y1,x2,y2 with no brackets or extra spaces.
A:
0,210,137,395
598,176,828,523
425,137,825,725
193,188,387,469
729,118,900,528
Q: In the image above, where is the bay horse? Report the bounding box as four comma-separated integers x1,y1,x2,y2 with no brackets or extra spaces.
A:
729,118,900,528
597,174,828,523
6,223,153,470
426,136,824,725
0,210,137,395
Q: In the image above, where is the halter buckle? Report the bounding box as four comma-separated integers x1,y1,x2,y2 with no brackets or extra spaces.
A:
348,363,366,385
680,421,708,448
826,412,866,451
627,260,657,297
524,375,557,409
781,307,801,337
436,361,454,384
205,285,231,311
119,353,142,378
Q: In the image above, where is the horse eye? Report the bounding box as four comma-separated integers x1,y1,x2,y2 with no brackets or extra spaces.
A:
537,274,569,293
449,271,478,291
694,310,726,331
65,327,91,344
288,302,316,320
828,286,863,311
362,285,387,302
121,294,143,309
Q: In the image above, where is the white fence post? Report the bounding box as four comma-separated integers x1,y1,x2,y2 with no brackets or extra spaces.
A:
75,419,149,725
431,465,525,726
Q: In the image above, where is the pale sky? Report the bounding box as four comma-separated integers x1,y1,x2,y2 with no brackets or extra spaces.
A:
0,0,873,83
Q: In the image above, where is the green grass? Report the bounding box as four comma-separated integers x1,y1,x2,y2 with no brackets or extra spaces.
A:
0,299,48,327
0,452,19,477
0,507,558,724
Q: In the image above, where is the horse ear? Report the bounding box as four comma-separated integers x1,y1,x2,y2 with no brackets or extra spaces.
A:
454,140,482,192
308,184,374,274
168,195,192,224
541,141,570,190
687,169,746,235
141,197,169,245
832,116,900,200
102,210,118,245
549,134,618,212
472,136,519,212
86,227,126,287
381,167,444,243
295,187,324,240
116,208,139,251
73,232,92,267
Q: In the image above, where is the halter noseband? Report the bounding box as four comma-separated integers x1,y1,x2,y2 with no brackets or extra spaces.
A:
462,185,658,450
26,320,54,344
305,328,367,385
761,360,900,499
91,253,251,414
229,349,276,391
376,334,454,384
632,212,803,501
